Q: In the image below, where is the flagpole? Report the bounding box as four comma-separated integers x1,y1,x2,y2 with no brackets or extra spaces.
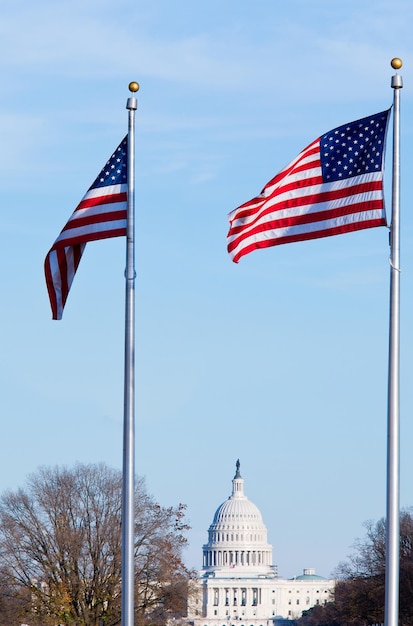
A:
385,58,402,626
122,81,139,626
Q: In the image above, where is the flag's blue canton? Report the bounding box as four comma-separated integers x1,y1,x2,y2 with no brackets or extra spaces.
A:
90,136,128,190
320,111,388,183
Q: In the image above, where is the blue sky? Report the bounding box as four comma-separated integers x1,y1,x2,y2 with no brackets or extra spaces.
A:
2,0,413,579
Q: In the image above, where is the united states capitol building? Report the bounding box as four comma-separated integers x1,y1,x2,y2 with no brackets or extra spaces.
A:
187,461,335,625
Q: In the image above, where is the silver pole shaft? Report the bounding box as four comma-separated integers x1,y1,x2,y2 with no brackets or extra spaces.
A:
122,90,138,626
385,67,402,626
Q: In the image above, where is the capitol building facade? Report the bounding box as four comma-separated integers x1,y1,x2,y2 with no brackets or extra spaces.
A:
187,462,335,625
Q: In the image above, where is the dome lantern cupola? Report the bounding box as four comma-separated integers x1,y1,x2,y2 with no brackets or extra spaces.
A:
232,459,244,497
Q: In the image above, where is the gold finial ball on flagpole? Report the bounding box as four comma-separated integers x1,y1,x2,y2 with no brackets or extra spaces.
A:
128,81,140,93
391,58,403,70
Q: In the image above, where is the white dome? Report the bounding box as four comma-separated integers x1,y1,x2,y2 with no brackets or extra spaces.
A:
202,461,275,577
210,485,266,533
213,498,262,521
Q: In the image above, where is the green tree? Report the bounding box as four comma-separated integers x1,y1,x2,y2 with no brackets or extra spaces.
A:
0,463,193,626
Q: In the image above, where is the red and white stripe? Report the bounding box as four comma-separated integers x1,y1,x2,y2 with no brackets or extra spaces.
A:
45,183,127,320
227,139,387,263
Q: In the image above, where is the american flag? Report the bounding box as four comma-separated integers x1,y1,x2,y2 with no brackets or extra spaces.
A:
227,110,390,263
45,137,128,320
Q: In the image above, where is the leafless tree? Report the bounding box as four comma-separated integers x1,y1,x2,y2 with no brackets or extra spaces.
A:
0,463,193,626
298,509,413,626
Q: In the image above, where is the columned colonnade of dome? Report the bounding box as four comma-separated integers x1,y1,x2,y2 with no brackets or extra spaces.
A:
203,548,272,568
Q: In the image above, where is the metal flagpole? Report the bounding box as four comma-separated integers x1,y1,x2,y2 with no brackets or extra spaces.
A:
385,58,402,626
122,81,139,626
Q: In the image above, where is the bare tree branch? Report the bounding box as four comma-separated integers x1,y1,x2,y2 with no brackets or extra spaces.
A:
0,463,194,626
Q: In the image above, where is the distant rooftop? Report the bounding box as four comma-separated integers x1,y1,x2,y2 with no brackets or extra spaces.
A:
290,568,327,581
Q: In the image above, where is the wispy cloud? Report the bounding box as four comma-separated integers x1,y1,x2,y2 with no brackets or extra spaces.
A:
2,0,411,97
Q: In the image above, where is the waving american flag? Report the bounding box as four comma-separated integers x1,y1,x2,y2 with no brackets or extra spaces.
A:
45,137,128,320
227,109,390,263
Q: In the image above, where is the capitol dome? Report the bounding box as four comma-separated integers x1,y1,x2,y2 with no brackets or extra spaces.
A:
188,462,335,626
202,460,275,577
